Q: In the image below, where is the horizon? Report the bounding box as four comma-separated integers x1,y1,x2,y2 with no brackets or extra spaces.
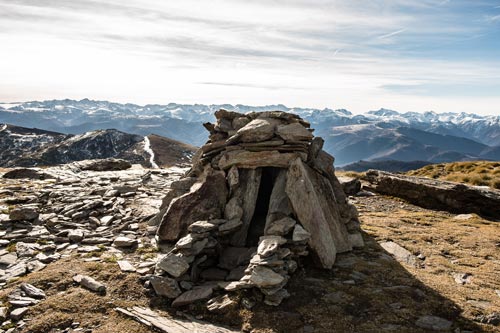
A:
1,1,500,115
1,98,500,117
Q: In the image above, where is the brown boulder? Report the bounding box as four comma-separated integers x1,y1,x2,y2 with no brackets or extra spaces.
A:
227,118,281,144
276,123,313,142
366,170,500,219
157,168,228,242
286,158,352,268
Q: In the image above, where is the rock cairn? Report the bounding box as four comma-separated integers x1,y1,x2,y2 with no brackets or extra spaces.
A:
152,110,364,306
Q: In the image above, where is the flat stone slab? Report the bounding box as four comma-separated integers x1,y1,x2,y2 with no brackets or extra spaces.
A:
218,150,303,170
150,276,182,298
116,306,239,333
172,286,213,307
250,266,285,288
157,254,189,278
366,170,500,219
117,260,136,272
415,315,452,331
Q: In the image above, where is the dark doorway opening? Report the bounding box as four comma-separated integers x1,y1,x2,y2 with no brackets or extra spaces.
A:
246,167,280,247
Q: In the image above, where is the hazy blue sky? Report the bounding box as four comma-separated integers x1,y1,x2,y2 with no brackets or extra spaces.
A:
1,0,499,114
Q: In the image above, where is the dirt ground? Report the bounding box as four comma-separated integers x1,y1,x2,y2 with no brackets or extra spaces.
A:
1,194,499,333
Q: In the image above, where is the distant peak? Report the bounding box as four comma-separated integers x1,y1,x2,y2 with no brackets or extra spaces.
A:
367,108,400,117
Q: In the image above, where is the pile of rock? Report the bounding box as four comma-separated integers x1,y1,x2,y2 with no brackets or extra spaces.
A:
152,110,363,306
0,161,185,285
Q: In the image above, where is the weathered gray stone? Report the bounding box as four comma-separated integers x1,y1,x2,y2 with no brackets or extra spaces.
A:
286,158,352,268
157,254,190,278
207,294,238,312
68,229,85,243
475,312,500,325
175,234,196,249
250,254,285,267
188,221,218,233
264,288,290,306
348,232,364,248
73,274,106,293
117,260,136,272
3,168,55,180
264,170,294,232
230,168,262,246
0,307,7,321
366,170,500,219
150,276,181,298
276,123,313,142
338,176,362,196
148,177,198,226
172,286,213,307
228,118,280,143
218,219,243,234
250,266,285,288
292,224,311,243
415,315,452,331
257,238,281,258
113,236,138,248
226,166,239,193
20,283,46,299
265,217,296,236
219,280,254,291
181,238,209,257
379,241,417,266
452,272,473,285
100,215,115,225
1,261,27,281
0,252,18,266
26,260,46,273
16,242,39,257
9,206,39,221
286,159,337,267
218,150,303,170
232,116,251,130
10,307,28,321
224,197,243,220
115,305,240,333
73,158,131,171
157,168,228,242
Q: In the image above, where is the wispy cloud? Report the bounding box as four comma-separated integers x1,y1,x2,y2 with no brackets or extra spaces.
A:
198,82,305,90
378,28,408,39
486,14,500,22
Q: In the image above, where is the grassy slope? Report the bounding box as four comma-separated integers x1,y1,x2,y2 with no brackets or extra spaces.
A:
407,161,500,189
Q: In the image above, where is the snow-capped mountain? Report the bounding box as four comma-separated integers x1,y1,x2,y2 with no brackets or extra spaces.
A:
1,99,498,166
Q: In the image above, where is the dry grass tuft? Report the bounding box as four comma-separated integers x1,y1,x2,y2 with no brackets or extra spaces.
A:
408,161,500,189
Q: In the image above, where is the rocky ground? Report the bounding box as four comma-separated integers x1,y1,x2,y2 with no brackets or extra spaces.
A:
0,165,498,332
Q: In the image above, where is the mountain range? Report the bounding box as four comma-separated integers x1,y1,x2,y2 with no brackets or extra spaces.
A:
0,123,196,168
1,99,498,167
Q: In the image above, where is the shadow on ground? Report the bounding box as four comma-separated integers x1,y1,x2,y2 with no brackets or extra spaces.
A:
239,231,483,332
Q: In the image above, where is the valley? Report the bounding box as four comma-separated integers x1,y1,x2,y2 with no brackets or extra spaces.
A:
1,100,499,168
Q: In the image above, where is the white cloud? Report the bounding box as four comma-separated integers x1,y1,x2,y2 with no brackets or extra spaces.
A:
0,0,499,115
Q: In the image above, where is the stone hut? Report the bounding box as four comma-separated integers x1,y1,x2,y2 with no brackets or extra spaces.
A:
150,110,363,306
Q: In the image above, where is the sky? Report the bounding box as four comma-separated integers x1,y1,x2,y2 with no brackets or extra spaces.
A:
0,0,499,115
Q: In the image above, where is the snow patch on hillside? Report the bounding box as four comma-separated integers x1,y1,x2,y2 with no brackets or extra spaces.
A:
144,136,159,169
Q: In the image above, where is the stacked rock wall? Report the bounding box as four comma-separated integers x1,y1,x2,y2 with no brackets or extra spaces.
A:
151,110,363,306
